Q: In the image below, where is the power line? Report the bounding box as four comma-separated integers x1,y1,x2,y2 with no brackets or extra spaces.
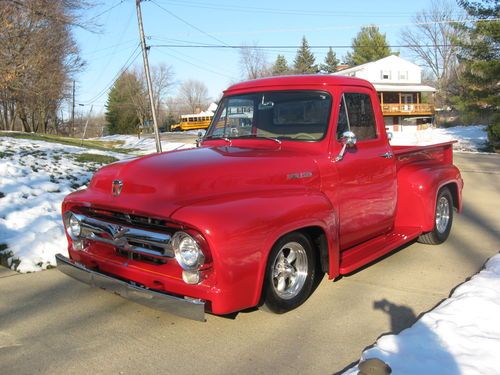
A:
81,45,142,105
150,0,229,46
151,43,474,50
154,48,233,78
161,17,497,40
156,0,467,18
81,40,139,58
87,0,126,22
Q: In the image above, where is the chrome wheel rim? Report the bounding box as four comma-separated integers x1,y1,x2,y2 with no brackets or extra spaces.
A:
271,241,308,300
436,196,450,233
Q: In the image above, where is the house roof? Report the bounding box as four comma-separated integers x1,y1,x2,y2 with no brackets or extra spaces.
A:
333,55,421,76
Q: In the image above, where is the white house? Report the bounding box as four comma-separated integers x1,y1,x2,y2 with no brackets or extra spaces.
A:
333,55,436,131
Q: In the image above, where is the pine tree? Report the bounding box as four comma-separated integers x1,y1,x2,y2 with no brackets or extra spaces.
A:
346,25,392,66
272,55,289,75
293,36,318,74
454,0,499,148
105,72,142,135
320,48,339,73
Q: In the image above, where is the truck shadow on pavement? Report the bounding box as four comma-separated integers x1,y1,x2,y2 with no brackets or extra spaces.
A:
334,298,461,375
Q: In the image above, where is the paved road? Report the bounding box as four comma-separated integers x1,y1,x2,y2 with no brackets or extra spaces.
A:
0,153,498,375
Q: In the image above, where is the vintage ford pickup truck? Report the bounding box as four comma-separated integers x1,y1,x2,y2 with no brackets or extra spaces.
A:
56,76,463,321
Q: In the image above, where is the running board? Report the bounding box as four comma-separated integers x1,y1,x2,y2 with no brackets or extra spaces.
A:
339,227,422,274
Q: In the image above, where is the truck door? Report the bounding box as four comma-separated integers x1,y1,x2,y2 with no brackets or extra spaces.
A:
334,90,397,250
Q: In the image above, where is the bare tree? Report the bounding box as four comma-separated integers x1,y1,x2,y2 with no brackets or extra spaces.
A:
401,0,464,104
239,43,271,80
177,80,210,114
0,0,86,132
150,63,175,123
113,63,175,132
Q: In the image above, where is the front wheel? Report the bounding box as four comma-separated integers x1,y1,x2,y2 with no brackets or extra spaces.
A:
418,187,454,245
261,232,318,313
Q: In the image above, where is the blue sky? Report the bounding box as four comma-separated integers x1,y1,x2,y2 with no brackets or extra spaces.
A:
73,0,464,114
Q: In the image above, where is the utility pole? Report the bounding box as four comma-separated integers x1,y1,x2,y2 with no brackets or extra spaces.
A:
135,0,162,153
81,105,93,145
71,80,75,131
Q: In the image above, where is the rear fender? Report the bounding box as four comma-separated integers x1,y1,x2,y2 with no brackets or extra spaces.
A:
396,162,463,231
171,190,337,313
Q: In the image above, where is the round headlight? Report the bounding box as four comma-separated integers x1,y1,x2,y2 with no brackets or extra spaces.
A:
172,232,204,270
68,213,81,238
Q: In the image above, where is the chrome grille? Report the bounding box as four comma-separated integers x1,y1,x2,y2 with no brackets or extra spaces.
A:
73,213,174,258
81,207,172,232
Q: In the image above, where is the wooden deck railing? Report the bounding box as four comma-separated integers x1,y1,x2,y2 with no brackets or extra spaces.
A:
381,103,434,114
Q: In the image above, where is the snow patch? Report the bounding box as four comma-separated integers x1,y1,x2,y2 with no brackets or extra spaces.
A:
390,125,488,152
343,253,500,375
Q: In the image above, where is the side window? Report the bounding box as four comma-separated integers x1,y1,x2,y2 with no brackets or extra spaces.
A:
340,93,377,141
336,97,349,140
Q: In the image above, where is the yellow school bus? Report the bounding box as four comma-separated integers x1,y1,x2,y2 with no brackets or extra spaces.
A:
171,114,213,131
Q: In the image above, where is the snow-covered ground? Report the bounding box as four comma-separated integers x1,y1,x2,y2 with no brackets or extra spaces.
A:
98,132,199,155
343,253,500,375
390,125,488,152
0,137,130,272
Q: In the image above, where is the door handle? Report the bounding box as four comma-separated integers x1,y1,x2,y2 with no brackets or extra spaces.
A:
380,151,394,159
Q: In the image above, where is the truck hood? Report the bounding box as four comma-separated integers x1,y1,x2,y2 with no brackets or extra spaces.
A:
68,146,321,218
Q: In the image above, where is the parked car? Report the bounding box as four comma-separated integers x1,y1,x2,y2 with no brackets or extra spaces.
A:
57,75,463,321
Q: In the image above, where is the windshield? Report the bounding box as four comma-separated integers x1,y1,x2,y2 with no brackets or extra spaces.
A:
205,91,332,141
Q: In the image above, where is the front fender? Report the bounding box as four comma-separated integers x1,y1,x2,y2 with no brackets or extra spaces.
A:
170,189,336,314
395,161,463,231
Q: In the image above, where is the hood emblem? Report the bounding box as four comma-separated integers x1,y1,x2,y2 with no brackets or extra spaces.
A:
112,180,123,196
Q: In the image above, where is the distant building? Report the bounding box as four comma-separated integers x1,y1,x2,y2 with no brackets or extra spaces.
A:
333,55,436,132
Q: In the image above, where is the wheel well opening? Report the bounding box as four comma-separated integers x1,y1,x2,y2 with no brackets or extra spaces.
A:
443,183,459,211
296,226,329,274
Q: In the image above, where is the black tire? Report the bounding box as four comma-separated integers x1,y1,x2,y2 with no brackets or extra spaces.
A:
418,187,454,245
261,232,318,313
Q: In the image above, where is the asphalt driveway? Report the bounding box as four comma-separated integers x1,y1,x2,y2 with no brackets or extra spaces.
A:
0,152,498,375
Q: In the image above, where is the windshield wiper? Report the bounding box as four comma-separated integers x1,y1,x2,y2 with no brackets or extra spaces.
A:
203,135,232,146
232,135,282,145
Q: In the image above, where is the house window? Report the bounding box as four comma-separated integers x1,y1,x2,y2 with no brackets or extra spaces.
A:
381,70,391,80
398,71,408,80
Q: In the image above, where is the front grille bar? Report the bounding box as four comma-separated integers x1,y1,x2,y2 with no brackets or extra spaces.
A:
73,213,174,258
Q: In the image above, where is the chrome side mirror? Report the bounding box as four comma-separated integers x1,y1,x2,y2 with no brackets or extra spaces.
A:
196,131,203,148
340,131,357,147
335,131,357,162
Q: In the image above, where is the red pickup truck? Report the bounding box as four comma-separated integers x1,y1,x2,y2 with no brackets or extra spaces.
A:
56,76,463,321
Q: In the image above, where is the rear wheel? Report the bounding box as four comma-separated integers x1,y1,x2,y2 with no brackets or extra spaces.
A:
262,232,317,313
418,187,454,245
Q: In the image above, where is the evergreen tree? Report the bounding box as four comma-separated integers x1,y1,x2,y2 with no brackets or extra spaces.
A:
454,0,499,148
293,36,318,74
272,54,289,75
346,25,392,66
320,48,339,73
105,72,142,135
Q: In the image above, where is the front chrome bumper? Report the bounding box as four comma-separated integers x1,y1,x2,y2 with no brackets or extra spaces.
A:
55,254,206,321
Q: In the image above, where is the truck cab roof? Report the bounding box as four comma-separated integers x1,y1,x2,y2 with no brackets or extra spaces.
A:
225,75,375,94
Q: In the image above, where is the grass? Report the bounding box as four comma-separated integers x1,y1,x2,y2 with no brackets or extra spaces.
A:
0,244,18,270
0,150,15,158
0,131,136,154
73,153,119,164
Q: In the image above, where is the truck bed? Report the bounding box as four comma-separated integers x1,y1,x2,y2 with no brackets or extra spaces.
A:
391,141,456,169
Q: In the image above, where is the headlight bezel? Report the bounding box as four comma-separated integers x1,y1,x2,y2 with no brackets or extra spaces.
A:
64,211,82,240
172,231,205,271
